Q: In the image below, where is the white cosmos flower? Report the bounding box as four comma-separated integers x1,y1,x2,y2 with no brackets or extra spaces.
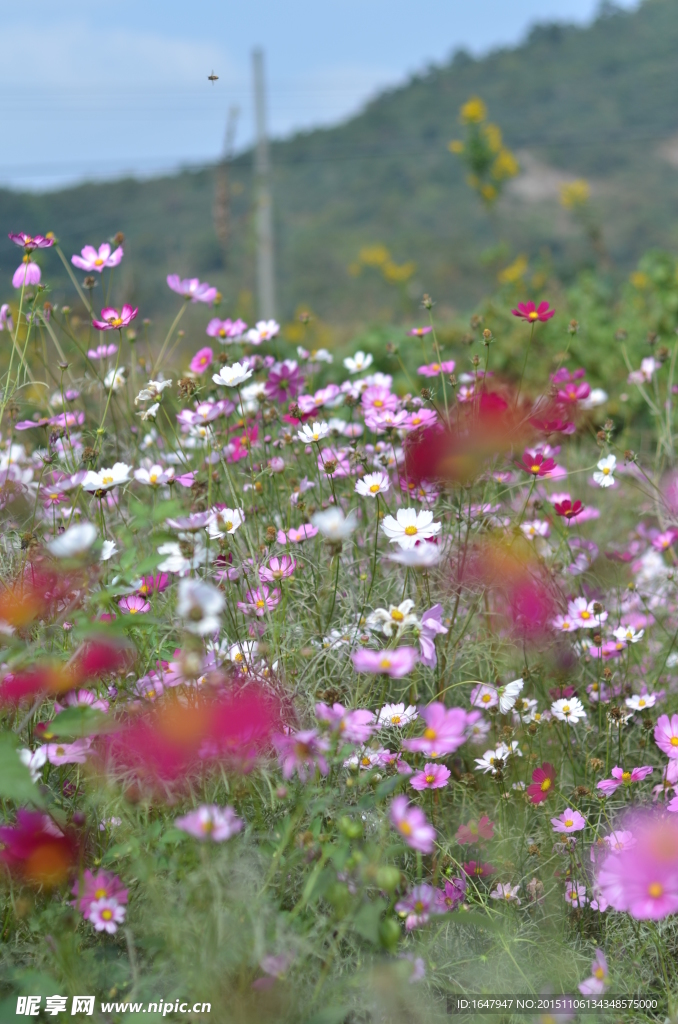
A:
83,463,132,492
134,464,174,487
625,693,657,711
520,521,549,540
381,507,441,550
138,402,160,421
311,507,358,540
246,319,279,345
376,702,418,727
100,540,117,562
18,746,47,782
228,640,261,670
47,522,98,557
367,599,419,637
212,361,253,387
176,579,225,635
386,544,443,568
104,367,126,391
135,379,172,404
475,742,522,774
343,351,373,374
157,534,207,576
593,455,616,488
498,678,524,714
297,421,330,444
551,696,587,724
580,388,607,409
355,471,390,498
206,507,244,538
613,625,644,644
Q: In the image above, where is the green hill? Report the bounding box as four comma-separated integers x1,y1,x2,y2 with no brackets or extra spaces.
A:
3,0,678,334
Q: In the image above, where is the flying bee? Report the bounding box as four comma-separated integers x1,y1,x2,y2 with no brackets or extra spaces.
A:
208,70,219,84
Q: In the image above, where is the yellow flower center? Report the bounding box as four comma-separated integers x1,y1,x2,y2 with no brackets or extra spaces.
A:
391,609,404,622
432,364,440,371
391,715,401,724
528,311,539,321
562,705,570,714
399,821,412,836
594,968,605,980
379,658,392,669
425,774,435,784
638,698,646,707
94,258,104,266
101,475,114,485
109,317,123,328
530,464,540,474
233,652,244,662
648,882,664,898
481,694,492,703
564,819,574,828
128,607,138,614
101,909,113,920
201,820,214,832
56,746,65,756
541,778,551,792
369,483,380,493
602,467,610,475
423,728,436,740
224,521,233,531
219,329,226,337
149,473,158,484
671,737,678,747
373,400,384,408
404,525,418,536
622,771,631,782
95,888,107,898
561,621,571,630
580,610,590,619
256,600,265,609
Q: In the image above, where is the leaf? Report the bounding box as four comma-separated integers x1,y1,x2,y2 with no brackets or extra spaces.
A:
47,706,110,739
352,897,387,945
0,732,45,806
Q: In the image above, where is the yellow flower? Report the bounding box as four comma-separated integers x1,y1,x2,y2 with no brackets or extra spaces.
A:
359,244,390,267
560,179,590,209
480,182,498,203
383,260,415,283
498,254,528,285
492,148,519,180
460,96,487,124
483,123,503,153
448,139,464,154
630,271,650,290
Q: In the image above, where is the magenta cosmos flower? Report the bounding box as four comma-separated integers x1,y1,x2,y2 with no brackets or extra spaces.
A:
206,317,248,342
72,243,123,272
264,360,305,403
118,595,151,615
596,813,678,919
511,301,555,323
92,304,138,331
167,274,217,303
655,714,678,758
315,702,376,743
407,326,433,338
390,795,436,853
273,729,329,781
351,647,418,678
436,876,466,911
395,883,439,929
9,232,54,251
455,817,494,845
72,869,128,918
175,804,243,841
517,451,556,477
527,763,556,804
410,762,451,791
403,702,478,757
138,573,169,595
551,808,586,833
189,347,214,374
418,360,456,377
12,261,41,288
259,555,296,583
597,765,653,795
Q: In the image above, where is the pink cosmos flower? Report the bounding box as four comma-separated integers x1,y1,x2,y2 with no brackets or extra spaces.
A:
0,304,14,331
315,702,376,743
277,524,318,544
554,498,584,520
237,585,281,616
72,243,123,272
118,595,151,615
470,684,499,710
89,897,126,933
418,604,448,668
264,360,304,403
361,385,399,415
9,232,54,251
189,347,214,374
551,808,586,833
403,702,478,757
351,647,419,678
92,304,138,331
418,360,456,377
404,408,438,432
410,762,451,791
490,882,521,904
511,300,555,323
578,950,609,995
455,817,494,845
527,763,556,804
207,317,248,342
258,555,296,582
273,729,329,781
138,573,170,596
167,275,217,303
72,869,128,918
395,883,439,929
565,881,588,907
655,714,678,758
557,381,591,404
596,812,678,919
175,804,243,841
13,261,41,288
45,738,92,766
436,877,466,910
603,830,636,852
408,326,433,338
597,766,653,795
87,343,118,360
55,690,109,713
390,795,436,853
463,860,495,878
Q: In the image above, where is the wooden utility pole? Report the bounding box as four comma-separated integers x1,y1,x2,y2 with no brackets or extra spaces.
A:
213,106,239,267
252,49,276,320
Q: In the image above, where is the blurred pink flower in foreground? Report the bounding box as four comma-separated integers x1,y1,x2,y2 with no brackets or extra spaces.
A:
596,812,678,919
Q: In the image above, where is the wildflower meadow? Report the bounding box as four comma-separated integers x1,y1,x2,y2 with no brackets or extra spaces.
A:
2,214,678,1024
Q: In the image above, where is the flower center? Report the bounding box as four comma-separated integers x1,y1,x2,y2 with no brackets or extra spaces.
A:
379,658,392,669
224,521,233,531
399,821,412,836
564,819,574,828
670,737,678,747
541,778,551,792
562,705,571,714
423,728,436,740
373,400,384,408
391,715,401,724
109,317,123,327
201,820,214,832
594,968,605,980
404,525,418,536
432,364,440,371
149,473,158,484
369,483,380,493
580,610,590,619
530,464,540,474
425,774,435,783
101,475,114,485
602,468,610,475
481,694,492,703
622,771,631,782
528,311,539,321
94,887,107,898
255,600,265,609
361,756,371,766
101,909,113,920
94,258,104,267
219,328,226,337
648,882,664,898
391,610,404,622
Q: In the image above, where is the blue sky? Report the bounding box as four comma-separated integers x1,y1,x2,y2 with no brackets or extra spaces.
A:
1,0,637,191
